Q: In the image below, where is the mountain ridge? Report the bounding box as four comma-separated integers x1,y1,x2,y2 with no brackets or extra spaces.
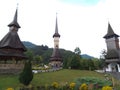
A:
81,54,95,59
22,41,96,59
22,41,36,48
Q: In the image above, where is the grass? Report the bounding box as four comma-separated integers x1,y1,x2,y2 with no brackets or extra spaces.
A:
32,69,105,85
0,74,20,90
0,69,114,90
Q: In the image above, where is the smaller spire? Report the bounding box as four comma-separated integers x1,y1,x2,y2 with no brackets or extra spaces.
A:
8,8,21,28
53,14,60,38
107,22,115,35
103,23,119,38
55,14,58,34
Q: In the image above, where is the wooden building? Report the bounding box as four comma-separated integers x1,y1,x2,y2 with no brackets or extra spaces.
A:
49,16,62,68
103,23,120,72
0,9,27,74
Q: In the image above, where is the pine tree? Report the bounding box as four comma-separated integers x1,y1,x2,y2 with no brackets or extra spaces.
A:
19,60,33,86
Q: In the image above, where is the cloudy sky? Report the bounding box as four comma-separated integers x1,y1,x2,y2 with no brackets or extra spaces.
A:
0,0,120,58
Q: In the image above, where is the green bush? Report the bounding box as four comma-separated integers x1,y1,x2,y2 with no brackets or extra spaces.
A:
19,60,33,86
74,77,112,90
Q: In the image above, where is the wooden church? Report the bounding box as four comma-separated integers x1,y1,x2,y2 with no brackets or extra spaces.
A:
0,9,27,74
49,16,62,68
103,23,120,72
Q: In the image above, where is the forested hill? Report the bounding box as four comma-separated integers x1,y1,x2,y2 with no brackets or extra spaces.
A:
23,41,95,58
22,41,73,63
22,41,102,70
23,42,97,62
22,41,36,48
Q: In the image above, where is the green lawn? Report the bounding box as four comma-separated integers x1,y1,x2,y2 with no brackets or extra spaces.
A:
0,69,110,90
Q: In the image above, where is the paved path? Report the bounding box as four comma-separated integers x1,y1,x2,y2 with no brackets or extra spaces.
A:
106,72,120,80
32,67,63,73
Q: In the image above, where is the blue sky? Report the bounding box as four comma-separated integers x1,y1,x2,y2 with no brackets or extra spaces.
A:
59,0,101,5
0,0,120,58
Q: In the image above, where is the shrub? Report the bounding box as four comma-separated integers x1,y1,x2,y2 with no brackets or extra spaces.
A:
19,60,33,86
74,77,112,89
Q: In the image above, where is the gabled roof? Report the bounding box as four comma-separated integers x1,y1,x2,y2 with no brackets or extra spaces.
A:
53,16,60,38
103,23,119,39
8,9,21,28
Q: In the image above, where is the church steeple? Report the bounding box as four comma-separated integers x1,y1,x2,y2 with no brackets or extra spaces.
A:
8,8,21,28
103,23,119,39
49,15,62,68
53,15,60,48
0,7,27,61
103,22,120,72
53,16,60,38
103,22,120,59
0,8,26,52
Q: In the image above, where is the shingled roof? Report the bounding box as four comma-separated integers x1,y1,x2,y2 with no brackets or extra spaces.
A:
50,48,62,61
0,9,27,59
0,31,26,51
103,23,119,39
105,49,120,59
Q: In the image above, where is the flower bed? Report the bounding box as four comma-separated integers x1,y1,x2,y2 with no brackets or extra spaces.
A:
18,81,113,90
6,76,113,90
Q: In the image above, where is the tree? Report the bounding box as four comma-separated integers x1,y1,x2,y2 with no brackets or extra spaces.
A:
25,49,34,61
100,49,107,59
74,47,81,55
19,60,33,86
88,59,95,70
34,55,43,65
80,59,89,70
69,47,81,69
100,49,107,69
62,50,75,68
70,55,80,69
92,58,100,70
70,54,80,69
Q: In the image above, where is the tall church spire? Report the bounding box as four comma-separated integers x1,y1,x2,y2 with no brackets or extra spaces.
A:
49,14,62,68
8,8,21,28
53,15,60,38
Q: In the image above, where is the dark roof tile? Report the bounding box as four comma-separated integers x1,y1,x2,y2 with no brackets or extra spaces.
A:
50,48,62,61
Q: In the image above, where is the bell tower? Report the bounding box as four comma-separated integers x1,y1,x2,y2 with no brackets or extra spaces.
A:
49,15,62,68
103,23,120,72
104,23,119,50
